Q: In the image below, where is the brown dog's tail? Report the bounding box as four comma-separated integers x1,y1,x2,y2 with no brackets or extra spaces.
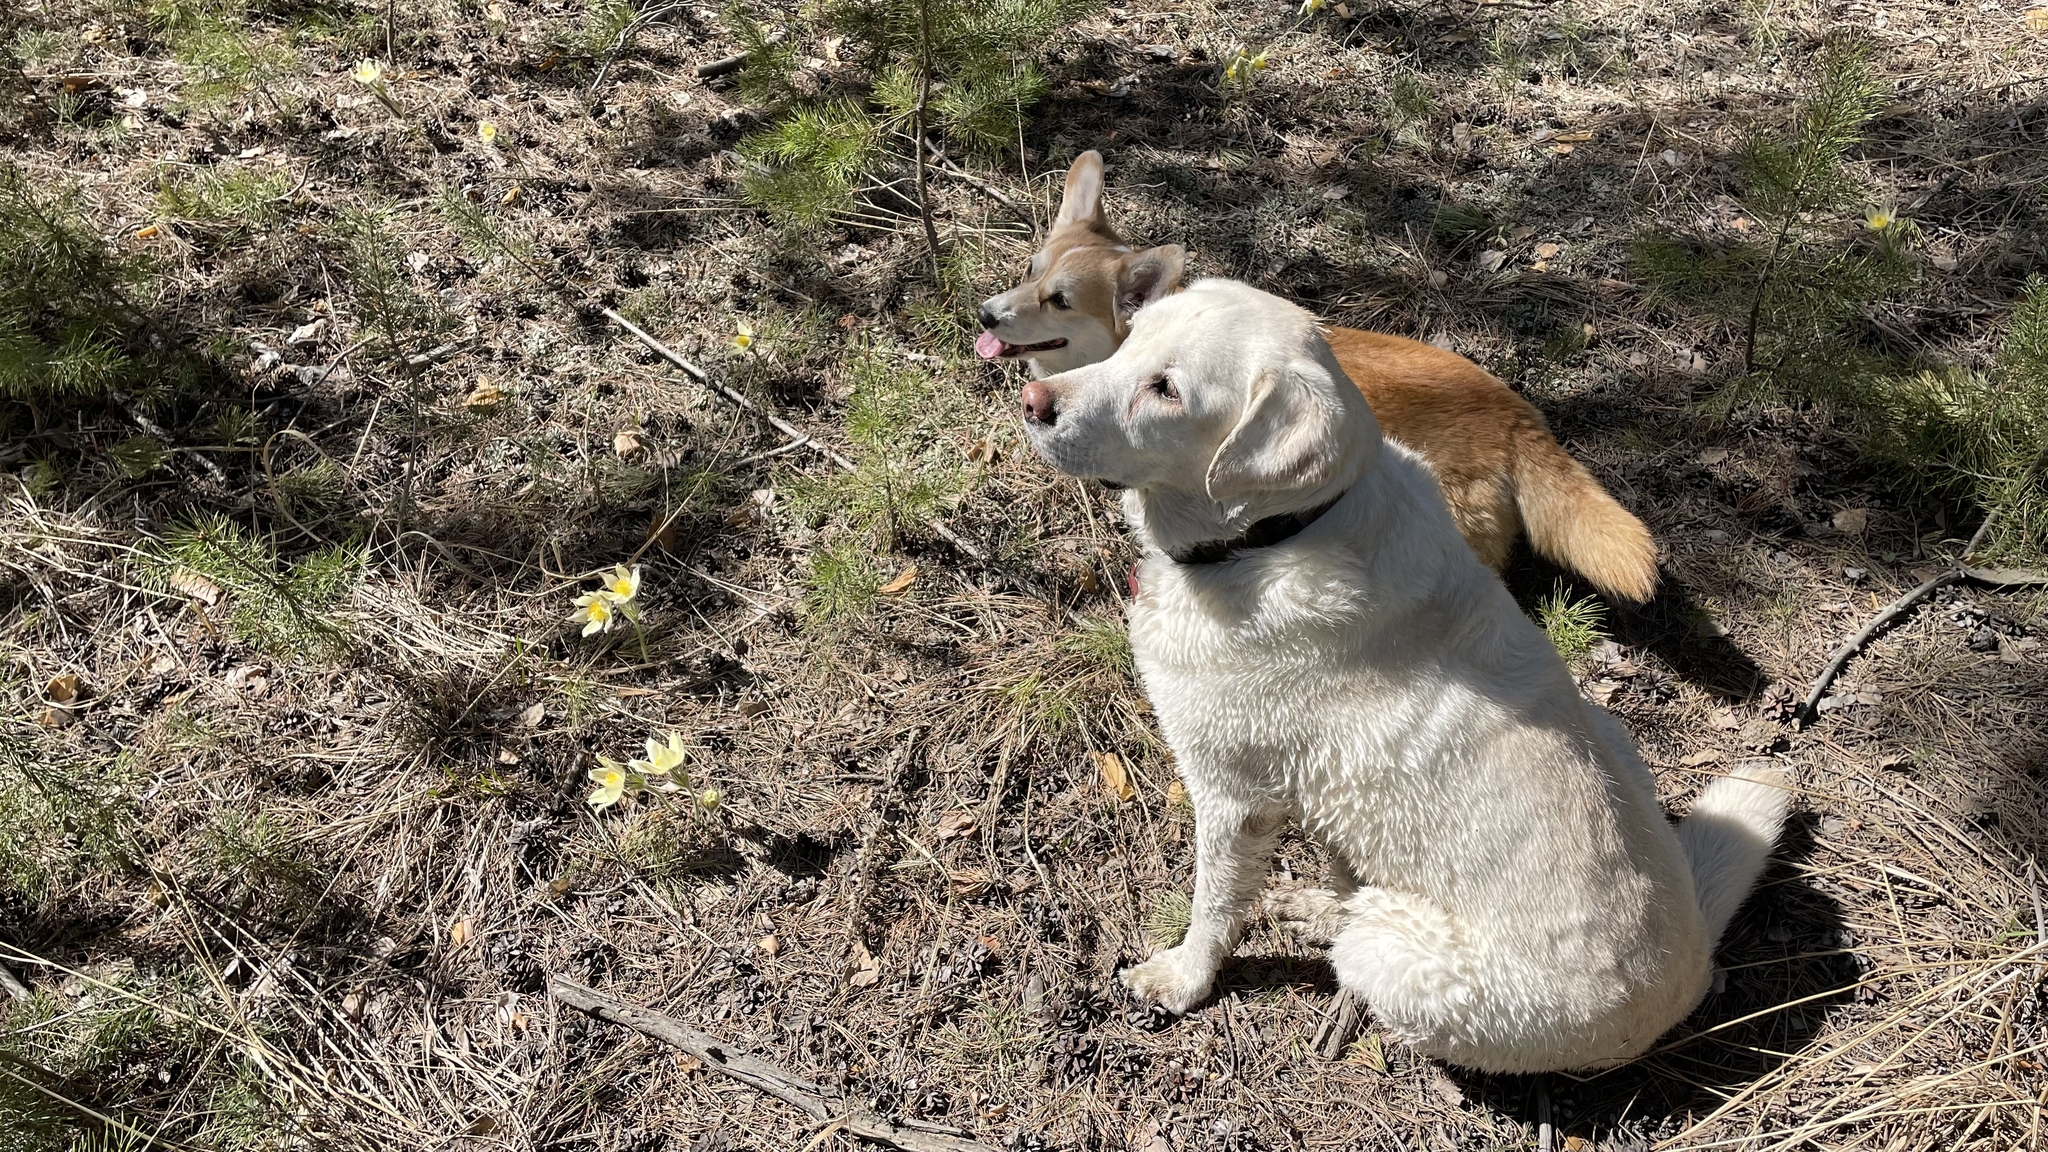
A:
1511,422,1659,603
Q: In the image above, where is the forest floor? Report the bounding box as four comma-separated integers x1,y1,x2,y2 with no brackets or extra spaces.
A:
2,0,2047,1150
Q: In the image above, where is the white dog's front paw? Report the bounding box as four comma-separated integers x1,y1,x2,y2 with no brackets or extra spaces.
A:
1264,886,1350,944
1121,946,1215,1014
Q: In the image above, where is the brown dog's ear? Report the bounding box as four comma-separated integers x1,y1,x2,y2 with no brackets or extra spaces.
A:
1117,245,1185,316
1205,361,1347,506
1055,151,1106,228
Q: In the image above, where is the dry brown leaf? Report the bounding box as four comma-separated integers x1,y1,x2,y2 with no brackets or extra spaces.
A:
45,673,81,705
515,702,545,727
1563,1138,1590,1152
738,699,772,719
169,566,223,606
1550,143,1576,154
878,564,918,595
1534,242,1562,259
341,990,364,1021
676,1053,704,1074
613,427,646,460
2028,7,2048,29
1553,130,1594,143
1832,507,1870,534
948,869,995,897
614,686,657,698
463,382,503,409
646,511,679,554
1096,751,1136,802
1165,780,1188,806
934,811,978,840
449,918,474,947
758,934,781,956
501,184,522,206
1681,748,1725,767
848,941,880,987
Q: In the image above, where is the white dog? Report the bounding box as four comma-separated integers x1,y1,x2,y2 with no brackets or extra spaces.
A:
1017,278,1791,1073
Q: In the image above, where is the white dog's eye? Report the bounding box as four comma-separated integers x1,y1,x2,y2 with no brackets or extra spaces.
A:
1147,374,1180,402
1046,290,1072,310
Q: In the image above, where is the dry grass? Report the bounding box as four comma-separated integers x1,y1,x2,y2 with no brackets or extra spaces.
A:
2,0,2045,1149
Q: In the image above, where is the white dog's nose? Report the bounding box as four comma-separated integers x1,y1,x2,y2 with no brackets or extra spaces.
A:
1020,380,1057,426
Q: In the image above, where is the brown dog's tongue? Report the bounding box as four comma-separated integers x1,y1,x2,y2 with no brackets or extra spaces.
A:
974,330,1007,359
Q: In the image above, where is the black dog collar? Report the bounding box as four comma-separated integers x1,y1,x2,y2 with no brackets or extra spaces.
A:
1167,490,1347,566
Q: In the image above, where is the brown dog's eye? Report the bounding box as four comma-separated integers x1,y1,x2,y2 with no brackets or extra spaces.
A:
1148,375,1179,401
1047,291,1071,310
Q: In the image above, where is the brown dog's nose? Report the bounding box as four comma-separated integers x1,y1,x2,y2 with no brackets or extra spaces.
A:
1020,380,1057,426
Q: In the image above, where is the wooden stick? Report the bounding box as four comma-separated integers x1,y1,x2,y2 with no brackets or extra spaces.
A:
548,976,1002,1152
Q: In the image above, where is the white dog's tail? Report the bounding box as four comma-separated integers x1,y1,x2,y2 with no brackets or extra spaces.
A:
1675,765,1793,945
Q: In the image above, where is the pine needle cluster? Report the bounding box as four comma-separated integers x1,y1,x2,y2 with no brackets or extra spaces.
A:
1633,34,1908,395
726,0,1098,234
1860,277,2048,562
0,163,155,406
145,514,364,656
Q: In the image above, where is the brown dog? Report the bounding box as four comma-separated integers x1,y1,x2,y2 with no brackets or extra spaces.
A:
976,151,1658,603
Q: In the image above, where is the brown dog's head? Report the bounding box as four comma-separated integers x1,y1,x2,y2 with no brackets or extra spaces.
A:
976,150,1186,376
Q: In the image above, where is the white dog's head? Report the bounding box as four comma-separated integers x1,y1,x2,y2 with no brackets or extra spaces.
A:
1019,279,1382,555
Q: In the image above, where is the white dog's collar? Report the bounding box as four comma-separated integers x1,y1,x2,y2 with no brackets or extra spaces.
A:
1167,489,1348,566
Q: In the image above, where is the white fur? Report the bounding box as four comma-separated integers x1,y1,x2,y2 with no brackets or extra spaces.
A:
1021,279,1793,1073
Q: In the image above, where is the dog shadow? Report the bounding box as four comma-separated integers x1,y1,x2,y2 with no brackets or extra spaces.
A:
1441,810,1856,1146
1504,548,1768,703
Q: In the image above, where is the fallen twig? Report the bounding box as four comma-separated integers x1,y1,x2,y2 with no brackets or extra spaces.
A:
589,3,681,97
694,32,781,81
548,975,1001,1152
112,393,227,485
1312,989,1361,1060
1798,515,2048,724
600,307,986,562
923,141,1035,227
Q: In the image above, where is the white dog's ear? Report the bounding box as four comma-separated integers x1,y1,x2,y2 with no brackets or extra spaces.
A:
1117,245,1184,315
1056,151,1105,227
1205,361,1347,505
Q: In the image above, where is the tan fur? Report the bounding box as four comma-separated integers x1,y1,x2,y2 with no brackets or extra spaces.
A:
981,151,1659,603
